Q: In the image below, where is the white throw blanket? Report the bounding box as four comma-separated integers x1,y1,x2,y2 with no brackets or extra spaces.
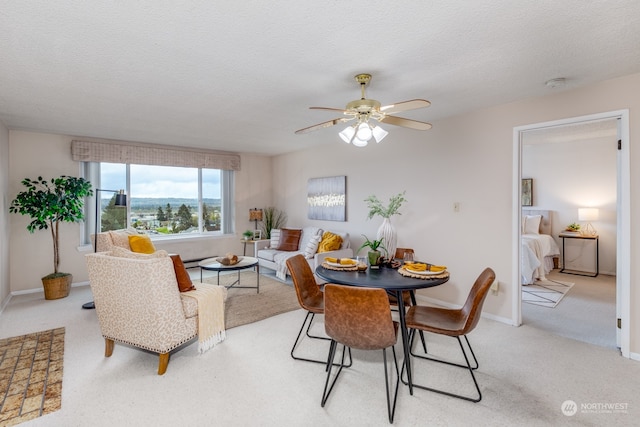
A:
183,283,227,353
273,251,304,280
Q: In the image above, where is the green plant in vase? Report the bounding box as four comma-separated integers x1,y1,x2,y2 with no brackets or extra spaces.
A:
242,230,254,240
357,235,387,267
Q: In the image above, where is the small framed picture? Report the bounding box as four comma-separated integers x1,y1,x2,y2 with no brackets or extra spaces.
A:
253,230,262,240
522,178,533,206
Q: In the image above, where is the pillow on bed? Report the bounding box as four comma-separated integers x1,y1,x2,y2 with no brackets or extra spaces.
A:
524,215,542,234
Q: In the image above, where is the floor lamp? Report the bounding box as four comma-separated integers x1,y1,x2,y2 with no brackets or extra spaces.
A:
82,189,127,310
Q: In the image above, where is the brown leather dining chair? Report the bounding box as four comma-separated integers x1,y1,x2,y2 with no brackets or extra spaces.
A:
401,267,496,402
321,284,400,424
286,254,351,366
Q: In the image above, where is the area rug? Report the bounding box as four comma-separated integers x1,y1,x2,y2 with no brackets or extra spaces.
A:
203,272,300,329
522,279,575,308
0,327,64,426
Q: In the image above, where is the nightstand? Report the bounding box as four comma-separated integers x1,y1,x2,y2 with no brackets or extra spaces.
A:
558,233,599,277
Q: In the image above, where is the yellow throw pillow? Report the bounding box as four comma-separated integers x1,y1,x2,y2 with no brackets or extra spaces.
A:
318,231,343,253
128,235,156,254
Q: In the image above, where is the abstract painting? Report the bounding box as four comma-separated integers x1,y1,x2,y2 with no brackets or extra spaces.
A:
307,176,346,221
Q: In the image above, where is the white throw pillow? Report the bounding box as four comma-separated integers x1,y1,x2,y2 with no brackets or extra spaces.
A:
523,215,542,235
302,234,322,258
298,226,323,252
270,229,281,249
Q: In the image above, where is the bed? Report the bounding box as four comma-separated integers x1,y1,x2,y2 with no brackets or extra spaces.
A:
521,210,561,285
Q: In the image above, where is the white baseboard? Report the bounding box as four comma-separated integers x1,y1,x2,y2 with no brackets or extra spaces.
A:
414,294,515,326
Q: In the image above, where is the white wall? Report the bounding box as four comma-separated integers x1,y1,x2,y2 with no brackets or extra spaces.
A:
8,131,273,293
0,121,9,309
523,134,617,274
273,72,640,355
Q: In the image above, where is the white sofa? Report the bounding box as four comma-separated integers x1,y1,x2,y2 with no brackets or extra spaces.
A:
256,226,353,280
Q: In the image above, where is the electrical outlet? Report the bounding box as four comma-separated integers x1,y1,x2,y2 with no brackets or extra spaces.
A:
490,279,499,295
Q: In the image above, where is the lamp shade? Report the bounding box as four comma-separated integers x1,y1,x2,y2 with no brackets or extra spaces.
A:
249,208,263,222
355,122,372,142
114,190,127,207
339,126,356,143
578,208,599,221
372,125,388,143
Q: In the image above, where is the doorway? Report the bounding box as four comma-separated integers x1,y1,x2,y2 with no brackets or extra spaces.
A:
512,110,630,358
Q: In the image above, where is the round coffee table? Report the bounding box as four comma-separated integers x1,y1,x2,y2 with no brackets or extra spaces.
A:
198,256,260,293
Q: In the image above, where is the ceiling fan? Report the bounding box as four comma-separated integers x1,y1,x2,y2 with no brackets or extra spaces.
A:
295,73,432,147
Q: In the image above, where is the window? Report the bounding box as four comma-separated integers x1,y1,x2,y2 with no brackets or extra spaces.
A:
84,162,234,241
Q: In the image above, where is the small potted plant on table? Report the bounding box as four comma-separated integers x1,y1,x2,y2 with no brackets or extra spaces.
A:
242,230,254,241
357,235,387,268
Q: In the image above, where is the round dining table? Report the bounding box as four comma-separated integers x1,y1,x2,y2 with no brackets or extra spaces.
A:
315,264,449,395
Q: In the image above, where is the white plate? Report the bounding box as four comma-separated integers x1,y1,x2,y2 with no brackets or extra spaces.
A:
404,267,446,275
326,260,357,268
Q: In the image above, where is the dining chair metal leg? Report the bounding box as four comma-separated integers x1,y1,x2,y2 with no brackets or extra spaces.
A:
322,342,399,423
292,312,352,367
383,346,400,423
400,330,482,402
408,329,478,370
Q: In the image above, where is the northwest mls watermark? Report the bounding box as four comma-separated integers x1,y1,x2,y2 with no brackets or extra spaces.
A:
562,400,629,416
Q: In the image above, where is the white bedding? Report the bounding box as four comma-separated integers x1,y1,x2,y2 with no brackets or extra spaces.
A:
522,234,560,285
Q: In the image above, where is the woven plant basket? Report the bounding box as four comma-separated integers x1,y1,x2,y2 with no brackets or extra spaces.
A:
42,274,72,300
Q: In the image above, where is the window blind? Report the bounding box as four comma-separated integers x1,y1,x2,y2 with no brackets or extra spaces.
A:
71,139,241,171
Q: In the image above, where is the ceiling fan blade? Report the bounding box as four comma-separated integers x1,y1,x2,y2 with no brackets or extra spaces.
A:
309,107,349,113
295,117,351,134
380,99,431,115
378,115,432,130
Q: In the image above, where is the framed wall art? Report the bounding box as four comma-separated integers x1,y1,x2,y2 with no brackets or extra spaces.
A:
522,178,533,206
307,176,346,221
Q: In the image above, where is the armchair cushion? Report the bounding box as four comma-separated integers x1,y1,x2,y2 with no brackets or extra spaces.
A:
278,228,302,251
110,246,168,259
109,228,138,249
170,254,195,292
129,234,156,254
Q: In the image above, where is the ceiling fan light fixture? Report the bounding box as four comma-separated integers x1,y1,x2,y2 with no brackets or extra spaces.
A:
339,125,355,143
372,125,388,143
352,137,368,147
356,122,372,142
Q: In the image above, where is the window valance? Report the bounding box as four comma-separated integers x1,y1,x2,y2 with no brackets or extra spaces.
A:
71,139,241,171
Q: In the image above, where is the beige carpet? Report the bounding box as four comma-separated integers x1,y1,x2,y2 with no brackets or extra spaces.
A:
0,327,64,426
522,279,574,308
204,272,300,329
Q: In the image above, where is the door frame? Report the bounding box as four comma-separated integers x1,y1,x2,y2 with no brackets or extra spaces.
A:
512,109,630,358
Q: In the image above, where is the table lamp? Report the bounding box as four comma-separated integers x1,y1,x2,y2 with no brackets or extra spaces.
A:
249,208,263,230
578,208,599,236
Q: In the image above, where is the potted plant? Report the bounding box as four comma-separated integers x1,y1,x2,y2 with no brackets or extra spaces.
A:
10,176,93,299
364,191,407,259
357,235,387,267
260,206,287,239
242,230,254,241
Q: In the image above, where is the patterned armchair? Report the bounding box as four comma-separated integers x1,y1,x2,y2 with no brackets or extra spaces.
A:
85,251,201,375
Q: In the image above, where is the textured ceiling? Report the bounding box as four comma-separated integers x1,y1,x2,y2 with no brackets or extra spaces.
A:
1,1,639,155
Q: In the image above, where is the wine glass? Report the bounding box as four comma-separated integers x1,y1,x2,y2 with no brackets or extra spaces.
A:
403,252,414,265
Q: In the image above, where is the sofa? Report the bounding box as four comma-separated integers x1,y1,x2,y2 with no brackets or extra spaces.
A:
256,227,353,280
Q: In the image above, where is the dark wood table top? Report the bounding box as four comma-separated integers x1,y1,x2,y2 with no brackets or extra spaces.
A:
315,264,449,291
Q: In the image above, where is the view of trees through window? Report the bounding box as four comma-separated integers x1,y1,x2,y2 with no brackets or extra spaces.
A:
98,163,222,235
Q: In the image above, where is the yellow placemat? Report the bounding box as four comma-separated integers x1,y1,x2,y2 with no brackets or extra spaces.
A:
321,262,359,271
398,267,449,280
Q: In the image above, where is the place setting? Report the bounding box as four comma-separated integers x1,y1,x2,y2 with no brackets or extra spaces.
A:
398,252,449,279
